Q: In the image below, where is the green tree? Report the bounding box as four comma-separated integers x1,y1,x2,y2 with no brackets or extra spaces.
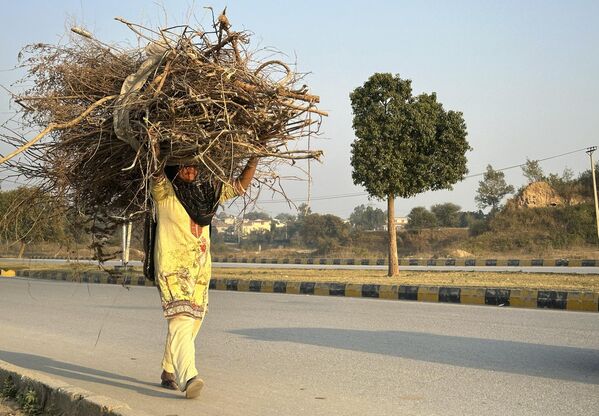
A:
216,211,229,220
475,165,514,212
521,158,545,183
349,204,386,231
407,207,438,229
242,229,272,248
244,211,271,221
0,187,69,257
300,213,350,254
430,203,461,227
350,73,470,275
275,213,295,223
547,168,580,204
458,210,488,236
459,210,485,227
297,203,312,220
578,163,599,199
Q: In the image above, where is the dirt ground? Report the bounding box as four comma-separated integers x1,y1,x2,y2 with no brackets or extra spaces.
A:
0,398,24,416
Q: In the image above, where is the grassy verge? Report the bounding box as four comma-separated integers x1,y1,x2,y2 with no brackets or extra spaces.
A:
0,261,100,272
212,267,599,291
2,261,597,292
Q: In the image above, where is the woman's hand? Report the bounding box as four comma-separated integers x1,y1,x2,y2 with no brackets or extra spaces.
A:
233,156,259,195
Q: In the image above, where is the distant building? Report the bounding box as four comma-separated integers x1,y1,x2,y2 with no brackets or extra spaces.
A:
382,217,408,231
394,216,409,230
213,215,236,234
213,216,285,238
239,219,271,236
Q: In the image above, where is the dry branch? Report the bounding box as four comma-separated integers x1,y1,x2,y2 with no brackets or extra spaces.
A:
1,10,325,229
0,95,117,164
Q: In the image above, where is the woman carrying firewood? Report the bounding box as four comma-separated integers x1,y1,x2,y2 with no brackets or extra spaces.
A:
147,145,258,399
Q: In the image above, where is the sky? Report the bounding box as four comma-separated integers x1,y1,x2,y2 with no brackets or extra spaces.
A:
1,0,598,218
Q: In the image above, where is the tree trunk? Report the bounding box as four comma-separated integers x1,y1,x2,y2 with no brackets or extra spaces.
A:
387,194,399,276
18,240,26,259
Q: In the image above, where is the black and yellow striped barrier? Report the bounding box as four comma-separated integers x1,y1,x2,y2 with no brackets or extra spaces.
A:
4,269,598,312
13,269,155,287
7,256,599,267
212,257,598,267
207,278,599,312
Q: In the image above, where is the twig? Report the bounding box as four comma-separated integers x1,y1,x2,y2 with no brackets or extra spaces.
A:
0,95,118,164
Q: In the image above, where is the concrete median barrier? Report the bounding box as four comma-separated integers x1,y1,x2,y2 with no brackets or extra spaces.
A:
4,268,598,313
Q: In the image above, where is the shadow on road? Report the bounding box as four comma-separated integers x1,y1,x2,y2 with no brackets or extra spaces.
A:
0,350,175,398
230,327,599,385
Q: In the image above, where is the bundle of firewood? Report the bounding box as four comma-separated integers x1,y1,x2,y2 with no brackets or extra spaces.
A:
1,10,324,222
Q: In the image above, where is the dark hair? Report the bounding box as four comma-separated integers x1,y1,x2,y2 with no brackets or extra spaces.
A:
164,165,179,182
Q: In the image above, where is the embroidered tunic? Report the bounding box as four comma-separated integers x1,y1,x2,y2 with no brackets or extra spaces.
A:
151,177,237,319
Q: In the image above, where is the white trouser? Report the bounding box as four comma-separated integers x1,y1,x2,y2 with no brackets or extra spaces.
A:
162,315,203,391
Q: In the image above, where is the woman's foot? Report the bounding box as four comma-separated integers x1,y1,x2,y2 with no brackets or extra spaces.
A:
160,370,178,390
185,377,204,399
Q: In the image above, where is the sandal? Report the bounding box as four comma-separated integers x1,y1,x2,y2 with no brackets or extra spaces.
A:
161,379,178,390
185,377,204,399
160,370,178,390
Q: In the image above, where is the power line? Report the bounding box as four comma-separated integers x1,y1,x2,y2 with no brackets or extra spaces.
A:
0,146,592,201
257,146,594,204
462,147,589,179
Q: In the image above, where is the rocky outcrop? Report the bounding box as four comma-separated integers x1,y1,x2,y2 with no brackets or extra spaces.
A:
513,181,564,208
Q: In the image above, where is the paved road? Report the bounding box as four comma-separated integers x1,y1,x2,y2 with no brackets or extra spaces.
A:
0,277,598,416
2,257,599,274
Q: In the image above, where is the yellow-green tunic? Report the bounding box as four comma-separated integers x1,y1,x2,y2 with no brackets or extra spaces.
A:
150,177,238,319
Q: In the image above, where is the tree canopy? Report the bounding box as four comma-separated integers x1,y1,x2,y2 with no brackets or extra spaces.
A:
0,187,71,256
475,165,514,211
431,203,461,227
244,211,271,221
275,213,296,223
350,73,470,199
349,204,386,231
407,207,438,229
350,73,470,275
521,158,545,183
300,213,350,254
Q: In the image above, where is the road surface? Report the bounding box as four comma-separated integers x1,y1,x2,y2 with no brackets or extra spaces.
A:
0,277,598,415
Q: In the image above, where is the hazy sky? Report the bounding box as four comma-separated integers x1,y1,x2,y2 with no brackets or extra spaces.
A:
1,0,598,218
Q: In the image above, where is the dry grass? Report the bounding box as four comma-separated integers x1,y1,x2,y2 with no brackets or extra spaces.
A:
1,11,324,262
2,261,597,292
212,266,599,291
0,398,25,416
0,261,100,272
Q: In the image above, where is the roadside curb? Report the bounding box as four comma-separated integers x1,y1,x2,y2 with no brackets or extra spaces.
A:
207,278,599,312
212,256,598,267
0,360,149,416
8,255,599,267
4,268,598,313
13,269,153,287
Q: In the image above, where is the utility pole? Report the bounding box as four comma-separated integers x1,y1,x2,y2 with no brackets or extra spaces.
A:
587,146,599,244
124,220,132,266
113,215,133,278
120,216,132,267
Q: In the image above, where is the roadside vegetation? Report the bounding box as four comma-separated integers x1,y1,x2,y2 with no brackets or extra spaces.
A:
2,260,597,291
0,161,597,261
0,376,43,416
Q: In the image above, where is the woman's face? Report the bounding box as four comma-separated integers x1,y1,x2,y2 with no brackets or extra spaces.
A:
177,166,199,183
